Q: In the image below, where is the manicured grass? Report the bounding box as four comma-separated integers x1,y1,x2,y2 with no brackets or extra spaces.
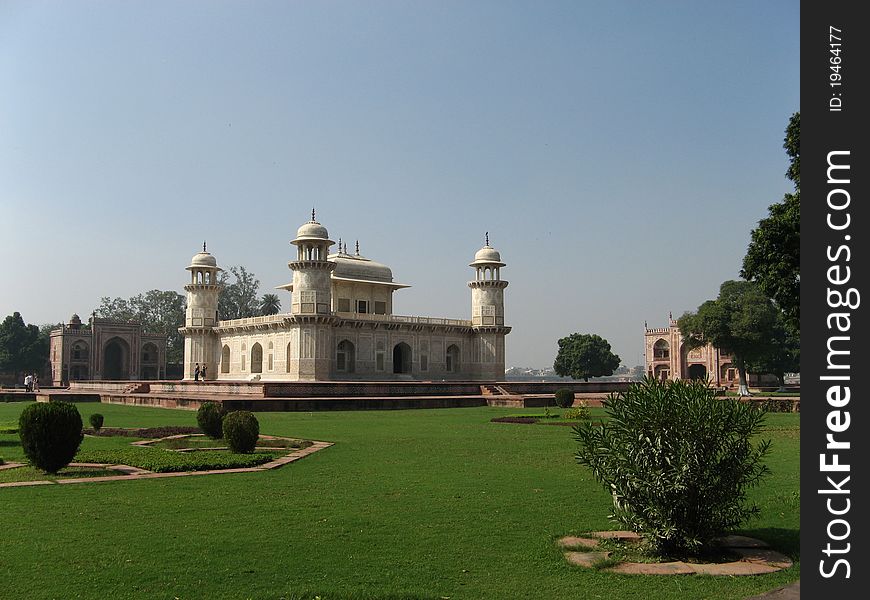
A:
0,465,121,483
0,401,799,599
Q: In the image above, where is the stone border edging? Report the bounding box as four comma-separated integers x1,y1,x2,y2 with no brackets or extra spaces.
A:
557,531,793,576
0,437,333,489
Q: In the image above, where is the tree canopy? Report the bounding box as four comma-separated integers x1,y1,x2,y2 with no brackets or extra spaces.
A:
747,310,799,391
677,280,781,395
95,290,186,364
553,333,621,382
741,112,800,332
0,312,48,380
259,293,282,316
218,266,260,320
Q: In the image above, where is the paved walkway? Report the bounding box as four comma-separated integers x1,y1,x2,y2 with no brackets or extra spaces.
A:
747,580,800,599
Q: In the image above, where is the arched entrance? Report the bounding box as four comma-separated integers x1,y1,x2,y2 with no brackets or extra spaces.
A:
687,364,707,380
392,342,412,374
337,340,355,373
446,344,460,373
653,365,670,380
251,343,263,374
103,337,130,380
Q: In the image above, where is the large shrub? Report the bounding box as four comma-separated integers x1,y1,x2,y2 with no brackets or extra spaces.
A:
573,378,771,556
197,401,226,439
554,388,575,408
18,401,84,473
222,411,259,454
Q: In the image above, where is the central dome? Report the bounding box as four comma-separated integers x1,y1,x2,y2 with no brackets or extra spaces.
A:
331,254,393,283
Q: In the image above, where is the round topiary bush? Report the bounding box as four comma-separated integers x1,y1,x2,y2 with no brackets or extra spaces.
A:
222,411,259,454
573,377,771,557
554,388,575,408
197,401,226,439
89,413,104,432
18,401,84,474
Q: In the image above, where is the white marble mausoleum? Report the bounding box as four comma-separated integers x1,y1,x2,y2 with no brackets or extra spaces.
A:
180,213,510,381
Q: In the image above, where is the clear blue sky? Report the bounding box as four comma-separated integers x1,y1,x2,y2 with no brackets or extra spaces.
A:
0,0,799,369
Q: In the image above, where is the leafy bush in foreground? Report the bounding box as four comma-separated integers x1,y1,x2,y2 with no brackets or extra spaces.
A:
222,411,259,453
89,413,104,432
573,378,771,556
197,401,226,439
18,402,84,473
554,388,575,408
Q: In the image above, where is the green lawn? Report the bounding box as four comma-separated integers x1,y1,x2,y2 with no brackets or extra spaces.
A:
0,401,799,600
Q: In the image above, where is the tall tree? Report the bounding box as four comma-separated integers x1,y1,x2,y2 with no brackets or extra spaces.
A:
741,112,800,332
553,333,621,382
259,293,282,316
218,266,260,320
0,312,48,382
747,314,800,392
678,280,780,396
95,290,186,364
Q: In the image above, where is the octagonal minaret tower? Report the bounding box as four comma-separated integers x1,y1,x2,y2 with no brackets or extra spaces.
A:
180,243,223,381
287,210,337,380
468,233,511,379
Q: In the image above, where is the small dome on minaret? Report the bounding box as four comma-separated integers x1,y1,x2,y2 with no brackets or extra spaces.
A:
470,232,506,267
187,241,220,271
292,209,333,245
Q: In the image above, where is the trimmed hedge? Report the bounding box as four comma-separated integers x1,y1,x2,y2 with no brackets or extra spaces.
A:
89,413,104,432
554,388,575,408
197,401,226,439
224,410,260,454
222,411,259,453
73,447,278,473
18,402,84,473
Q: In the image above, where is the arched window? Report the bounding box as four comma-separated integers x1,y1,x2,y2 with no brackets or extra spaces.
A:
336,339,355,373
221,345,231,373
286,341,293,372
72,341,89,361
251,343,263,374
446,344,460,373
653,339,670,360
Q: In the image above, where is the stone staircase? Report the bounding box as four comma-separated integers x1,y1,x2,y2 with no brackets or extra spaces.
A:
122,382,151,394
480,384,528,407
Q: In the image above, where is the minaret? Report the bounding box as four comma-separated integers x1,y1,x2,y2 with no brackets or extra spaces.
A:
180,242,223,381
468,233,511,380
288,210,337,380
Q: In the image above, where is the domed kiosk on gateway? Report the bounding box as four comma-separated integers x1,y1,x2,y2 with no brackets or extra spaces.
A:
180,213,510,382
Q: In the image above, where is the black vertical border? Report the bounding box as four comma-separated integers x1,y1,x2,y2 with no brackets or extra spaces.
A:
801,1,868,597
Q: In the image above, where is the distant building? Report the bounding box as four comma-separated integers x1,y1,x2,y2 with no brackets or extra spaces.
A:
644,315,734,386
49,314,168,385
644,315,777,388
180,213,511,381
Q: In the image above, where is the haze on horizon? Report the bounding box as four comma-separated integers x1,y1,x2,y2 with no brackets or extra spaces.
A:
0,1,799,369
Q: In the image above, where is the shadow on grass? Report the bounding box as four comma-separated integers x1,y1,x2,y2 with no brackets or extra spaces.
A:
0,440,21,447
738,527,800,558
